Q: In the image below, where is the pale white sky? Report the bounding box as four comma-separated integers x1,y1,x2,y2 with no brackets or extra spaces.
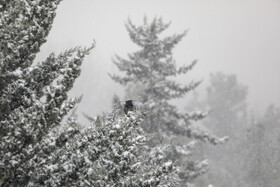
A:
36,0,280,118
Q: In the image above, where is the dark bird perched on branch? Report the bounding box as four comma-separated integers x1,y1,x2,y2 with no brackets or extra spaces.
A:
124,100,136,115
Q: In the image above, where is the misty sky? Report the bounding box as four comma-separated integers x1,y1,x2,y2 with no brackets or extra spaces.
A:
36,0,280,118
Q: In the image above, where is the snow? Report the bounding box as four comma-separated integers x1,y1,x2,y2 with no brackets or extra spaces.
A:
175,145,190,155
10,160,18,166
163,161,172,168
114,123,120,129
46,164,58,172
122,151,129,158
87,168,93,175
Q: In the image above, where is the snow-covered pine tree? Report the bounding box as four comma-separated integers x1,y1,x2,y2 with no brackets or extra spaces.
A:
0,3,178,186
0,1,93,186
110,17,227,186
30,97,178,186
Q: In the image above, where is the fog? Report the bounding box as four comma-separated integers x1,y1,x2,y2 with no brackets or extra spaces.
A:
1,0,278,186
35,0,280,119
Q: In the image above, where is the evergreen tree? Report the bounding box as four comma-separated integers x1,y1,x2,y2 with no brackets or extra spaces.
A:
244,105,280,186
30,101,177,186
206,72,248,136
0,1,93,185
203,73,248,187
187,72,248,187
0,3,178,186
110,17,226,186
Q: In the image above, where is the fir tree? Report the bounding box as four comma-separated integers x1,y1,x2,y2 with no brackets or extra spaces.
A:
188,72,248,187
0,1,93,185
30,97,177,186
206,72,248,136
0,3,178,186
244,105,280,186
110,17,227,186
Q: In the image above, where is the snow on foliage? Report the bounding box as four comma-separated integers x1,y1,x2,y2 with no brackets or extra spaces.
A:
0,0,92,185
30,110,177,186
0,1,178,186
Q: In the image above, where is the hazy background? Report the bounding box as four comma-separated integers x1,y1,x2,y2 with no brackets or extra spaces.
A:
36,0,280,118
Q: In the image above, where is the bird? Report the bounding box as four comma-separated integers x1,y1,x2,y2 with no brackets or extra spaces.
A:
124,100,136,115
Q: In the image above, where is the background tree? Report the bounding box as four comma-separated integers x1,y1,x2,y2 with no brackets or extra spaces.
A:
205,72,248,136
187,72,249,186
110,17,226,186
244,105,280,186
